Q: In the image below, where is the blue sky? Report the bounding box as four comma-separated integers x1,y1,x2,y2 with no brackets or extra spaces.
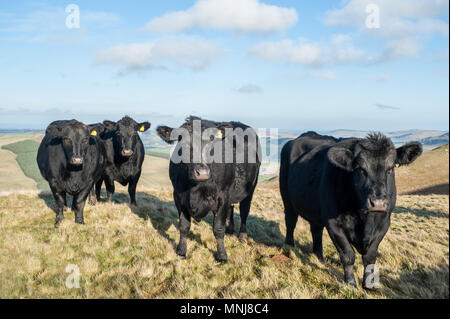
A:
0,0,448,131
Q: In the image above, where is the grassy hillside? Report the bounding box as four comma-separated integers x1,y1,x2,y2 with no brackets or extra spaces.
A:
259,144,450,196
396,144,449,195
145,148,171,160
0,134,43,193
0,134,448,298
0,135,171,193
0,189,447,298
1,139,48,191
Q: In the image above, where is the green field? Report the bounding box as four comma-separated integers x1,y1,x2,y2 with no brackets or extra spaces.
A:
145,148,171,160
1,139,48,191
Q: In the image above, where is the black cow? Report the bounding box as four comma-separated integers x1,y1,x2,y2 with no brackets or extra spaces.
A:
93,116,150,206
280,132,422,288
87,122,107,206
157,116,261,262
37,120,106,227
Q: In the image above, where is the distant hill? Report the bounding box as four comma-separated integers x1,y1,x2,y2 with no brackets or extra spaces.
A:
0,129,40,136
260,144,449,196
323,129,448,145
420,132,449,146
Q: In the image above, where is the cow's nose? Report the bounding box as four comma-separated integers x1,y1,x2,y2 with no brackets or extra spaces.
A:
121,149,133,157
71,157,83,165
367,197,388,212
194,166,210,181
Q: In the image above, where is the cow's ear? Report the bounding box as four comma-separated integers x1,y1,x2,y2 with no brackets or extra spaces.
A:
328,147,354,171
136,122,151,132
103,120,117,131
89,124,105,137
46,124,63,137
157,125,174,144
396,142,422,166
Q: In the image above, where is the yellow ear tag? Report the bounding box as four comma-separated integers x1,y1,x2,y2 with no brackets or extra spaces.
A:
91,130,97,136
139,125,145,132
216,130,223,139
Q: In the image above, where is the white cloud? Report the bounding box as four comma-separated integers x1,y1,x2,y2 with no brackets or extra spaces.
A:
306,70,337,81
145,0,298,33
94,39,219,74
249,35,366,67
324,0,449,60
235,84,263,94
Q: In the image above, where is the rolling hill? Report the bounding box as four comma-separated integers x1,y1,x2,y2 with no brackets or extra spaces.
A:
0,133,448,299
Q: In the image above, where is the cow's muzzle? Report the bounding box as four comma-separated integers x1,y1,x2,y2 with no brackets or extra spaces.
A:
121,149,134,157
367,198,388,212
193,165,210,182
71,157,83,166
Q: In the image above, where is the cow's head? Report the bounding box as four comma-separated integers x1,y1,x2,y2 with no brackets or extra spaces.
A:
328,133,422,213
157,116,230,183
46,120,103,166
103,116,150,157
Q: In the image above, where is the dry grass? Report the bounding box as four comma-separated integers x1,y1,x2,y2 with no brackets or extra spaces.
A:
0,135,448,298
396,144,449,195
0,187,447,299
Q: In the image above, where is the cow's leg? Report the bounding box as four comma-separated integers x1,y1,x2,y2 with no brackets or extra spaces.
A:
326,219,356,287
51,186,65,228
213,204,228,262
362,218,390,290
174,195,190,259
72,190,89,225
128,176,139,207
225,205,235,235
88,186,96,206
95,178,103,201
176,211,191,259
284,207,298,246
62,191,69,211
310,223,324,261
238,191,255,240
104,176,115,203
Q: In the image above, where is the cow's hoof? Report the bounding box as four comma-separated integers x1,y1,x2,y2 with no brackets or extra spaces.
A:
225,227,234,235
238,232,248,240
176,245,187,258
363,277,380,290
54,219,63,228
130,203,138,209
345,279,357,287
313,252,324,262
363,284,379,291
216,252,228,263
75,219,85,225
